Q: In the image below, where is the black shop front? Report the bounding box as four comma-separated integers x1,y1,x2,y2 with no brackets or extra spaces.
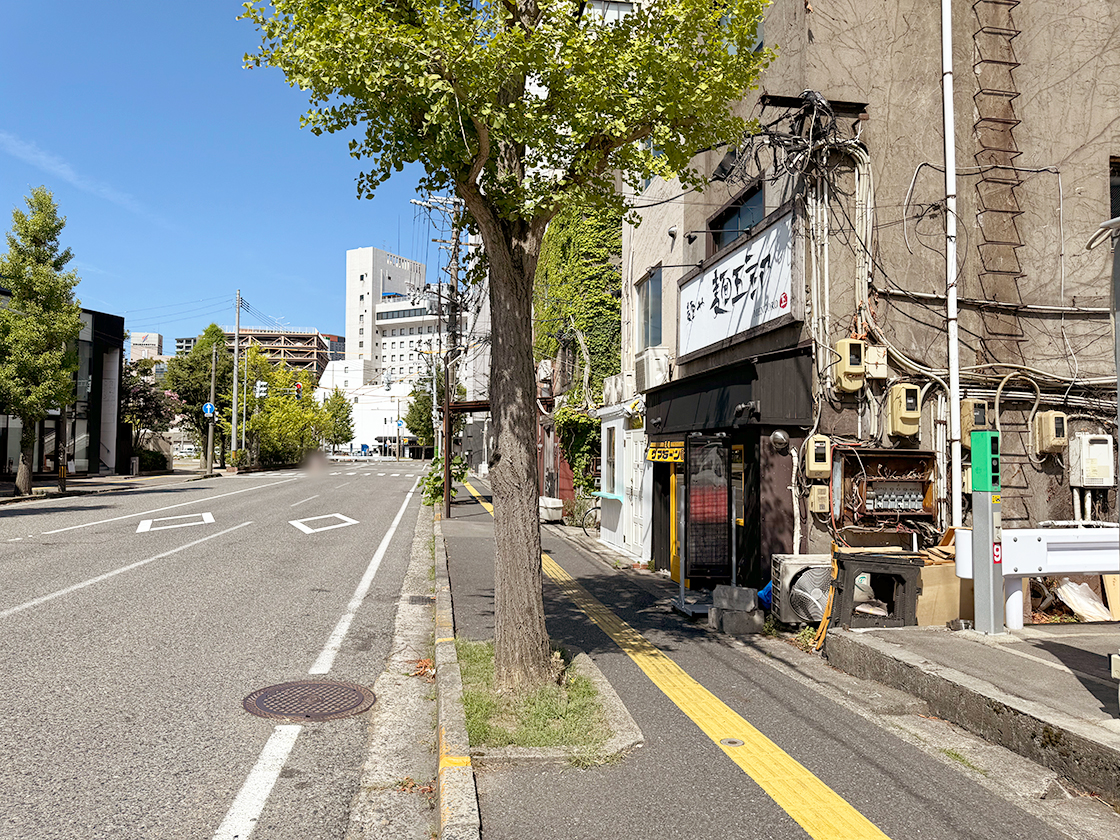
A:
644,351,812,595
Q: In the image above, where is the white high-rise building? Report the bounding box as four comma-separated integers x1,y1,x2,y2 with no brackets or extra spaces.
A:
345,246,426,384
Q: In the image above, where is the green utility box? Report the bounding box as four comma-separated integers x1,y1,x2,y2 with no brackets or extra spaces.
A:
971,430,1000,491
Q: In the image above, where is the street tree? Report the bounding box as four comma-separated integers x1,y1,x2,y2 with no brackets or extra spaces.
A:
243,0,773,689
0,187,84,495
322,387,355,452
164,324,233,466
121,359,183,449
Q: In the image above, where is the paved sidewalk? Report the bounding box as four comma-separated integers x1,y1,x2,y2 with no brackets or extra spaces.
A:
824,621,1120,802
0,465,219,502
437,475,1120,840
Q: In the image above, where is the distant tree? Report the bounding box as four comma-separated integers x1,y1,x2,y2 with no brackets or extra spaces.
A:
322,387,355,451
120,359,182,449
403,365,466,450
0,187,84,495
164,324,233,466
241,349,326,465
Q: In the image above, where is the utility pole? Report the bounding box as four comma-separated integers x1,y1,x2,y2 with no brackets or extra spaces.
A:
411,194,465,519
232,290,240,459
206,343,217,477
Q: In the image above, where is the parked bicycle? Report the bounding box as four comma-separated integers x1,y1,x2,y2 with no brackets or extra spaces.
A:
581,499,601,538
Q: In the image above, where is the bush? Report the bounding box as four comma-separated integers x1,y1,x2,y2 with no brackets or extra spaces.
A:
420,455,468,506
137,448,169,472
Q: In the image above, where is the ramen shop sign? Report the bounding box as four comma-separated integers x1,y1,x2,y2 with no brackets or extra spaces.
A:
678,213,793,357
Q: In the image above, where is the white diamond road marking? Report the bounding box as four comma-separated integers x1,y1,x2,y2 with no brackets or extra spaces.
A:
289,513,359,535
136,512,215,533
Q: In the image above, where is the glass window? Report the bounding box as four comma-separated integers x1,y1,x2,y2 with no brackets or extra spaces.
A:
359,314,364,323
359,341,363,348
637,267,662,350
711,186,764,252
605,427,617,494
359,328,363,335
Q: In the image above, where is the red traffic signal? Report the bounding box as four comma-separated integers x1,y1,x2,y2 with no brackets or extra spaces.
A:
294,382,303,399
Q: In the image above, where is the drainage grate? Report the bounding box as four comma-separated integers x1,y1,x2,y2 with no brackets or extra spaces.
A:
242,680,376,722
408,594,434,605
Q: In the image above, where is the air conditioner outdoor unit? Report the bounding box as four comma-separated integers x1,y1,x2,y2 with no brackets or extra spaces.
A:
635,347,670,393
771,554,833,625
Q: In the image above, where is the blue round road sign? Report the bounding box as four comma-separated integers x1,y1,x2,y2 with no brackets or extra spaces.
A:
203,402,215,418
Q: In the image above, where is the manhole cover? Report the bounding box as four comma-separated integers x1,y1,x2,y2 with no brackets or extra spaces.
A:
243,680,376,722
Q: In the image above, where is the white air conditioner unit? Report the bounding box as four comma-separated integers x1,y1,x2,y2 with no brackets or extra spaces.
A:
635,347,670,393
771,554,832,625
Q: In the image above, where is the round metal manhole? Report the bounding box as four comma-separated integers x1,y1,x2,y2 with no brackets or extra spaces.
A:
243,680,376,722
720,738,745,748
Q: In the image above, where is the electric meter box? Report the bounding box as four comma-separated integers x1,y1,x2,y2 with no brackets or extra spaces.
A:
833,339,866,392
864,344,890,379
1033,410,1068,454
961,399,990,449
804,434,832,479
1069,433,1115,488
888,384,921,437
808,484,830,513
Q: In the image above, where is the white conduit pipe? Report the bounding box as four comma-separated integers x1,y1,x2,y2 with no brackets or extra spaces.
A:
942,0,963,527
790,446,802,555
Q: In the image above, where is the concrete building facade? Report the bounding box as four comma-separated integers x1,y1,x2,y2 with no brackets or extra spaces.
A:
608,2,1120,593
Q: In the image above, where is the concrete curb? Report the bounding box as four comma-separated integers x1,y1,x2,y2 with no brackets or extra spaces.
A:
824,628,1120,805
433,512,482,840
469,651,645,768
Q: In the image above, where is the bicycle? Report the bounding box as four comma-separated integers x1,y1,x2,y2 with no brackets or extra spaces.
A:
581,499,601,538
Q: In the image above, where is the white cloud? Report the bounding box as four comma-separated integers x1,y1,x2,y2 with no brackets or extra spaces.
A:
0,130,150,218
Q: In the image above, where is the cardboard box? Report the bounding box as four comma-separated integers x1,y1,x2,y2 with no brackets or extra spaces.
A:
917,563,974,626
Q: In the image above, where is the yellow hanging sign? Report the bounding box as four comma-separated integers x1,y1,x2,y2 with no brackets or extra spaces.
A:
647,441,685,462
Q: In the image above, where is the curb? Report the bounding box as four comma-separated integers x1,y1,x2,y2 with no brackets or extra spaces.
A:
469,651,645,768
433,512,482,840
824,628,1120,805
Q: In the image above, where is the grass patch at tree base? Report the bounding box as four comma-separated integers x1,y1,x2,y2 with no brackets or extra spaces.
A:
456,638,610,750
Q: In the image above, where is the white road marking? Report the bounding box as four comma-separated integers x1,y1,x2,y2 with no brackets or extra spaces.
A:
309,479,418,675
377,473,386,476
335,481,352,489
211,724,302,840
289,495,320,508
330,472,340,476
289,513,359,535
390,473,400,477
136,512,214,533
0,522,253,620
346,472,356,475
43,479,297,534
8,538,22,542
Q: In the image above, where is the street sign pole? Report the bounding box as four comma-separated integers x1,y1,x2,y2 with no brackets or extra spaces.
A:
206,344,216,477
971,430,1005,634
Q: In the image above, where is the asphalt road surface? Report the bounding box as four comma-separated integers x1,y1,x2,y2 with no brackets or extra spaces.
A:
0,464,424,840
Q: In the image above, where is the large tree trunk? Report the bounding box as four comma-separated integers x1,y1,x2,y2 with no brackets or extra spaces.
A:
15,419,34,496
479,213,553,691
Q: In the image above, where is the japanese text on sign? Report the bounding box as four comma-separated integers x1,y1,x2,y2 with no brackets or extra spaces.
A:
679,213,793,357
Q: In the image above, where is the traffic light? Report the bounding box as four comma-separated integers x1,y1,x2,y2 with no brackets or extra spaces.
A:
294,381,303,400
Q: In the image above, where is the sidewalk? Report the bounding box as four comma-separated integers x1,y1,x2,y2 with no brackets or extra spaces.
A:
823,622,1120,803
0,464,220,503
434,474,1120,839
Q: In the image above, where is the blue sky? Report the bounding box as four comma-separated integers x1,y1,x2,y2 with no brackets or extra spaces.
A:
1,3,444,349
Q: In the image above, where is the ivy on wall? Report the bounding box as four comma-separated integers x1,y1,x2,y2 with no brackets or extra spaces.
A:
553,405,602,496
533,203,622,407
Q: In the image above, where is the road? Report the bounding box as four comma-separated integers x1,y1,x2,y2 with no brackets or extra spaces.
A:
0,463,425,840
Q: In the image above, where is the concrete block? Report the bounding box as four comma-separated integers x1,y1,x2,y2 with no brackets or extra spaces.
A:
708,607,723,631
713,584,758,612
720,608,766,636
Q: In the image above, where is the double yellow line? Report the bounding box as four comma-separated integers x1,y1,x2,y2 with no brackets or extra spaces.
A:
463,481,888,840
